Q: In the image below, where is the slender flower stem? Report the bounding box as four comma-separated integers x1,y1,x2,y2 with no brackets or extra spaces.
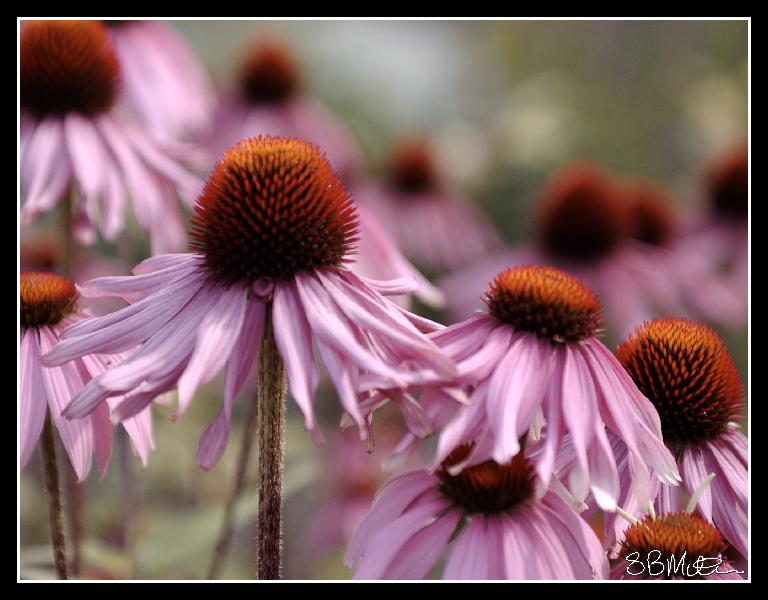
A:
119,430,136,578
60,192,74,278
60,191,82,576
256,306,286,580
62,463,82,576
40,410,68,580
207,373,262,579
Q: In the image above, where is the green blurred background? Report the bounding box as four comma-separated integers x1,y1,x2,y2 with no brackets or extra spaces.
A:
20,19,748,580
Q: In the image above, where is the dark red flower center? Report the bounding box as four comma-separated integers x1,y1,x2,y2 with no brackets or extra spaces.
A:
708,145,748,219
239,43,300,105
21,20,119,117
485,266,604,343
616,318,744,450
624,181,677,246
618,512,727,580
21,272,77,328
538,163,628,262
190,136,358,286
438,444,535,515
388,141,439,194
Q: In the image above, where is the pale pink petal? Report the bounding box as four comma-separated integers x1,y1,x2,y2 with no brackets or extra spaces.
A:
488,334,548,463
91,401,113,477
345,471,438,566
197,299,266,470
38,328,93,481
443,517,489,580
177,285,248,414
273,281,320,433
351,491,451,579
20,331,48,469
381,509,461,579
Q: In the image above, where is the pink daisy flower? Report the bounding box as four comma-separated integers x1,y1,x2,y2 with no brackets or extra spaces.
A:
440,162,733,338
600,319,748,559
345,446,609,579
20,20,202,254
103,20,215,142
611,511,743,580
210,42,363,180
430,265,680,512
20,272,153,481
354,139,502,273
42,136,456,470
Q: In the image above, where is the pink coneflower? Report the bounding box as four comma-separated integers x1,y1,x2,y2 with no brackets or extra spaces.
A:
103,20,215,142
20,272,153,481
345,445,608,579
43,136,455,469
440,162,728,338
20,20,201,254
601,319,748,559
210,42,363,180
611,512,742,580
354,139,502,273
430,265,680,512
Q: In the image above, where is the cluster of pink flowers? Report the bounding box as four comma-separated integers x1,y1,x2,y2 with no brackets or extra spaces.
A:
19,20,747,581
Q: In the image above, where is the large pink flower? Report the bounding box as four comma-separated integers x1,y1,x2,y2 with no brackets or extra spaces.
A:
600,319,748,559
440,162,740,338
20,272,153,481
20,20,202,254
345,447,608,579
430,265,680,512
104,20,215,142
354,139,502,273
43,137,455,470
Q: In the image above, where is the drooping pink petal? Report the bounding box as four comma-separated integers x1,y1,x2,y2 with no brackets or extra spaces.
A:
177,285,248,414
37,328,93,481
273,281,320,433
488,334,548,463
197,299,266,470
20,330,48,470
583,339,680,486
91,401,113,477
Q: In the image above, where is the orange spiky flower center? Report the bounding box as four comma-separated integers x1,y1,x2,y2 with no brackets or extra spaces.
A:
618,512,727,580
616,318,744,450
438,444,535,515
624,182,677,247
239,44,299,105
538,163,628,261
485,266,604,343
21,272,77,328
189,136,358,286
388,141,439,194
21,20,119,117
708,145,748,219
